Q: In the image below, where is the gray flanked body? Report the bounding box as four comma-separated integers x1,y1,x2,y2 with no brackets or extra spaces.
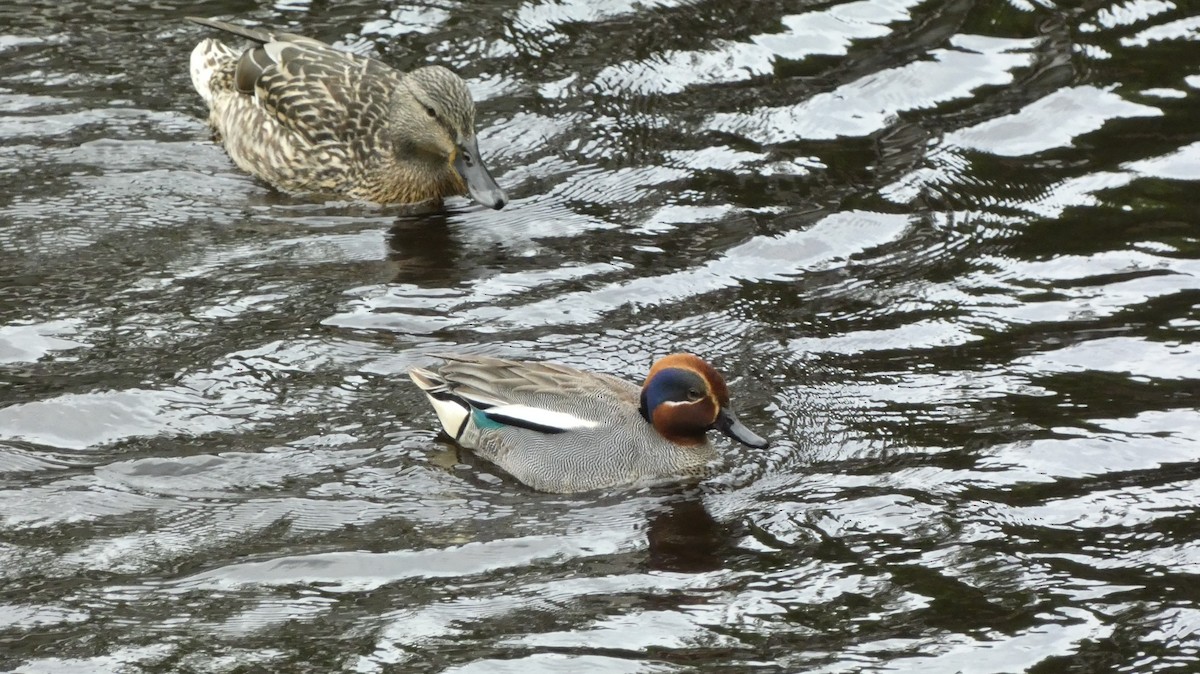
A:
187,17,506,207
409,355,719,493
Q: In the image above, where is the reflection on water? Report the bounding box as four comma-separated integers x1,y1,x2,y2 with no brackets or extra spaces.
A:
2,0,1199,671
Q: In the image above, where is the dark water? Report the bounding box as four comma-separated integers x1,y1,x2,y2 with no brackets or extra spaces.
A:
2,0,1199,671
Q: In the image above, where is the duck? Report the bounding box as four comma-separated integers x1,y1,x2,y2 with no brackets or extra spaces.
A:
408,353,769,493
186,16,507,209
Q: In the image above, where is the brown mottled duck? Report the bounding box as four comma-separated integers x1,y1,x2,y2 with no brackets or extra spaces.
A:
187,17,507,209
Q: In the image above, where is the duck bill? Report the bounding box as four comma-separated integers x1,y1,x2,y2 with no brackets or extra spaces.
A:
454,136,507,210
715,408,769,449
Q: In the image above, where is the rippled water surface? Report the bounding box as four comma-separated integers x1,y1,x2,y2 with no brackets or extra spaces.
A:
3,0,1200,671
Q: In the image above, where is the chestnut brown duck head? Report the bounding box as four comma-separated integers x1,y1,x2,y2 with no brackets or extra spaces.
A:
638,353,768,450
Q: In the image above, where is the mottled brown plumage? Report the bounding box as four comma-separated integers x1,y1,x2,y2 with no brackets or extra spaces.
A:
187,17,506,208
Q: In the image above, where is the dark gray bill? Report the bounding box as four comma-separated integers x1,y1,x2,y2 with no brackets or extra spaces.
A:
454,136,507,209
715,408,769,449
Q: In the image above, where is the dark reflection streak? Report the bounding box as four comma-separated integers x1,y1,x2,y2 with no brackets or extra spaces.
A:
889,562,1045,632
644,492,729,573
385,208,461,286
384,199,532,288
874,9,1078,211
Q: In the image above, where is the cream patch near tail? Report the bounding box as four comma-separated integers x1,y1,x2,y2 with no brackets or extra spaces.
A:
189,38,237,105
409,368,471,439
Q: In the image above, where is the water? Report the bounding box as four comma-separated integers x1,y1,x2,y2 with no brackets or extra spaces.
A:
2,0,1199,671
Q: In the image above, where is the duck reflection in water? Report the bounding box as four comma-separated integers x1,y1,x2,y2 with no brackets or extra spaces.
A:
386,208,461,285
645,494,728,573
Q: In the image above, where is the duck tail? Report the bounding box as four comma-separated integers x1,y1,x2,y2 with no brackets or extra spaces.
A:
408,367,471,440
189,38,238,105
186,16,275,44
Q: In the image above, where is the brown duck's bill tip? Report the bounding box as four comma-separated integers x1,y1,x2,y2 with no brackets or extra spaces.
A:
454,136,506,209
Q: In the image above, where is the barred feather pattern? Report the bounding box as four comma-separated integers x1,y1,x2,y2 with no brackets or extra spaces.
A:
188,20,466,204
409,355,720,493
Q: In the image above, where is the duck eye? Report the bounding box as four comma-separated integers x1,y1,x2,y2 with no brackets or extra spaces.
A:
686,388,703,401
425,106,437,118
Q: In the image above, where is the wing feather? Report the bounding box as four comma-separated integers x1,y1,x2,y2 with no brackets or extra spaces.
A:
413,355,640,436
190,17,403,151
250,46,400,150
480,405,598,434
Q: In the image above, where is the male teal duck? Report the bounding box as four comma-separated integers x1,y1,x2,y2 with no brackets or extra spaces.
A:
186,17,506,208
408,353,769,493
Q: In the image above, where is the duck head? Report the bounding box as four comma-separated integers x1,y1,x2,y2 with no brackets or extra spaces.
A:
639,354,769,449
394,66,507,209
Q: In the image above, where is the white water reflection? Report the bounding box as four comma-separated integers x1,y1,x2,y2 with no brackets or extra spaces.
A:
1089,0,1177,30
709,35,1034,143
1126,140,1200,180
1120,14,1200,47
459,210,913,329
512,0,684,33
854,608,1110,674
440,654,677,674
1015,337,1200,380
175,533,631,592
752,0,924,60
361,5,454,37
945,86,1160,156
0,319,87,364
591,41,773,95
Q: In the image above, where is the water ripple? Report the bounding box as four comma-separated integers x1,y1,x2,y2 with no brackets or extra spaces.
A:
2,0,1199,671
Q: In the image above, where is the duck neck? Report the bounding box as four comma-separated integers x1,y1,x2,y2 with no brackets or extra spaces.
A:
369,159,461,204
646,405,709,447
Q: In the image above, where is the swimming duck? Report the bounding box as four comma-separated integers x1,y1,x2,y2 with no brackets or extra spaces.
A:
186,17,507,208
408,353,769,493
